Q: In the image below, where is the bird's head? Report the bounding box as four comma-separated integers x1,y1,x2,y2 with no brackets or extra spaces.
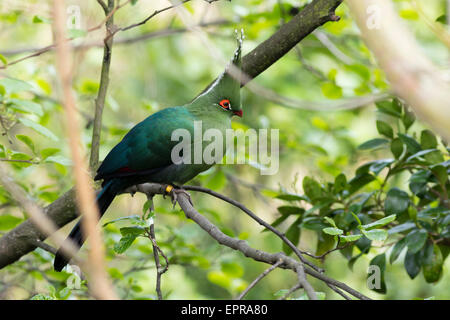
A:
192,30,244,118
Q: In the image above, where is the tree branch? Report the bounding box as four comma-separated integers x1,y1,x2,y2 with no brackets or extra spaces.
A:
127,183,369,300
147,220,169,300
240,0,343,85
89,0,116,171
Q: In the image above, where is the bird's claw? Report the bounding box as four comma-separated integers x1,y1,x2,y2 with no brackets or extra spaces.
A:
165,185,193,209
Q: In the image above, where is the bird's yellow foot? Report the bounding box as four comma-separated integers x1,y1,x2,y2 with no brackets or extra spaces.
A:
165,184,193,209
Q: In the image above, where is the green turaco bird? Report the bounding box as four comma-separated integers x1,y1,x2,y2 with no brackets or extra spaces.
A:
53,36,244,271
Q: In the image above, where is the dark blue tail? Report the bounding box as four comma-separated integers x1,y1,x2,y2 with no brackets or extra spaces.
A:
53,181,116,271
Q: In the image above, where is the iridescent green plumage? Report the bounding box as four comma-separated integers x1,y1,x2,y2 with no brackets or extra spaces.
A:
54,35,244,271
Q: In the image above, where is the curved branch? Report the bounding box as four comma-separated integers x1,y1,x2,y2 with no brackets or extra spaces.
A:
183,185,321,272
130,183,369,300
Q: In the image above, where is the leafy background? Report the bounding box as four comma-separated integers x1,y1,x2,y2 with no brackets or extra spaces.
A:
0,0,449,299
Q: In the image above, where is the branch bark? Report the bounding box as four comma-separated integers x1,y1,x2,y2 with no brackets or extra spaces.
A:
0,0,343,270
89,0,115,171
240,0,342,85
126,183,370,300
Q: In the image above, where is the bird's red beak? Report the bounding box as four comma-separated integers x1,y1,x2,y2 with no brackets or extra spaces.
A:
233,110,243,118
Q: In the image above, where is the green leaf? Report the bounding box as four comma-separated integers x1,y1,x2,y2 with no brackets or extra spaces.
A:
324,216,337,228
0,53,7,66
398,133,421,154
266,214,290,231
376,120,394,138
409,170,430,195
10,152,33,167
406,149,440,162
221,261,244,278
316,233,336,256
0,78,32,93
376,100,401,117
119,226,145,236
431,165,448,186
357,138,389,150
283,217,302,255
361,214,396,230
385,188,409,215
44,156,72,166
368,159,393,176
114,234,137,254
368,253,386,294
19,118,58,141
321,82,343,99
405,229,427,254
436,14,447,24
40,148,60,159
275,193,307,201
32,15,51,23
277,206,304,215
404,249,421,279
388,222,415,235
207,271,231,289
389,237,407,264
334,173,347,193
16,134,36,154
102,215,141,227
8,98,43,116
400,9,419,20
361,229,388,241
348,173,375,194
420,130,437,149
422,242,443,283
302,176,325,201
390,138,404,159
300,217,327,231
0,214,23,230
402,108,415,131
340,234,362,242
205,169,226,190
323,227,343,236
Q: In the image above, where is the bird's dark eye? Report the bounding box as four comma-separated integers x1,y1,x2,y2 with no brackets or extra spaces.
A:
219,99,231,110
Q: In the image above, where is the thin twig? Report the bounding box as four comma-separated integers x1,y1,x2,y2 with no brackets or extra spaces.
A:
148,223,169,300
89,0,116,171
235,259,283,300
278,283,302,300
327,283,352,300
26,239,57,255
0,159,39,164
119,0,191,33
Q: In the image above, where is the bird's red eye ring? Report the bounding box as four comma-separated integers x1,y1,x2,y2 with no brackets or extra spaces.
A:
219,99,231,110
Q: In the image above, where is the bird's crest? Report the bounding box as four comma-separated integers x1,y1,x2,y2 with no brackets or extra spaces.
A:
193,29,244,106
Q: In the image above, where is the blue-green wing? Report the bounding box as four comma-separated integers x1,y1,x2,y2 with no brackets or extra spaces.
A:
95,106,195,180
